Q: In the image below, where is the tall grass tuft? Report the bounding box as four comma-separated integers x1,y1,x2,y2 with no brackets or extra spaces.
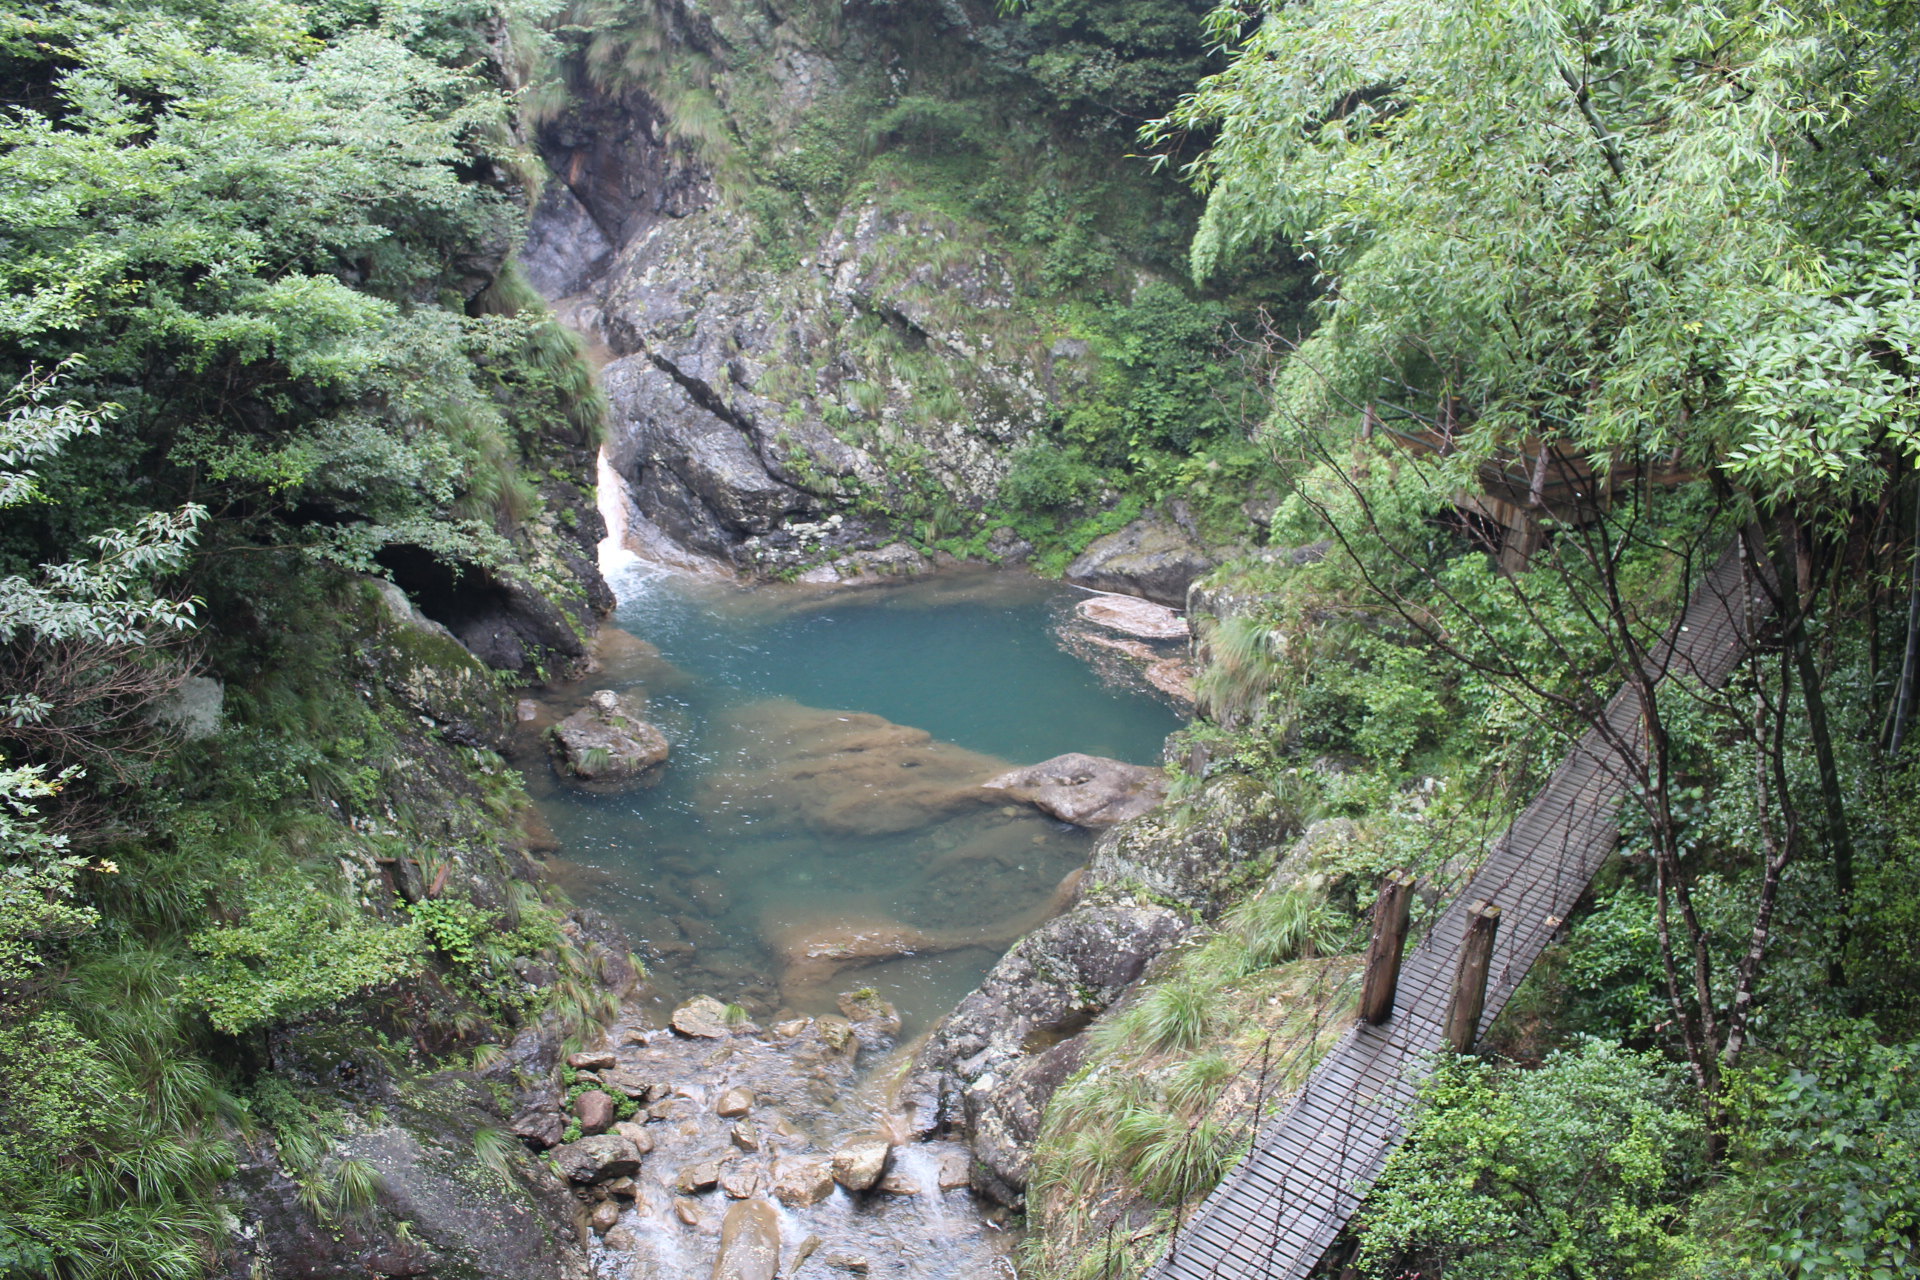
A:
1228,882,1344,969
1104,976,1221,1056
1194,613,1287,728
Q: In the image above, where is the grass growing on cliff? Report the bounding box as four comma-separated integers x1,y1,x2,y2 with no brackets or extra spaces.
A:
1025,928,1363,1278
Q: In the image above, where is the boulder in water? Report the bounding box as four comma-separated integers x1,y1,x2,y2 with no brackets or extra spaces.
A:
983,753,1167,828
830,1135,892,1192
1074,594,1191,640
550,1134,642,1184
551,689,669,783
711,1199,782,1280
772,1158,835,1207
696,700,1000,838
672,995,733,1038
1065,513,1220,606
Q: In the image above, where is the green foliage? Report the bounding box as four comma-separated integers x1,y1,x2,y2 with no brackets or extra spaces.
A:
1000,443,1106,514
1163,0,1920,520
1100,974,1218,1054
407,895,492,966
1356,1041,1704,1280
185,882,426,1035
1225,882,1342,970
1694,1035,1920,1279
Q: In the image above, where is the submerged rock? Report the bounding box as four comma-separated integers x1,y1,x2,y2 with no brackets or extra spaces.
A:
711,1199,782,1280
697,700,999,838
983,753,1168,828
550,689,669,783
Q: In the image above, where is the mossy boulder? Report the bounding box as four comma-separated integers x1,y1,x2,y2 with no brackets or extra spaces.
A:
549,689,669,784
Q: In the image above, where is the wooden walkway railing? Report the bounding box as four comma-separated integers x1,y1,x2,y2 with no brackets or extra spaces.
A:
1152,544,1771,1280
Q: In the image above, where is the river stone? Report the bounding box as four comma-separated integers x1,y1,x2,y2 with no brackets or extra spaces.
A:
550,1134,642,1184
572,1090,617,1135
730,1120,760,1152
830,1136,892,1193
551,689,670,783
772,1158,835,1207
672,995,733,1038
610,1121,654,1154
588,1199,623,1234
719,1159,763,1199
509,1108,564,1150
983,753,1168,828
835,989,901,1039
824,1255,870,1275
598,1067,657,1100
715,1086,755,1117
711,1199,782,1280
604,1176,638,1198
567,1049,617,1071
676,1158,722,1194
1074,594,1191,640
675,1196,706,1227
815,1015,857,1055
1065,513,1219,606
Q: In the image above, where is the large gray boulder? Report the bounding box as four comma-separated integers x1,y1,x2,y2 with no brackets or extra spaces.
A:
1066,513,1220,606
966,1034,1091,1204
219,1099,588,1280
910,903,1191,1139
911,772,1306,1203
1083,772,1296,917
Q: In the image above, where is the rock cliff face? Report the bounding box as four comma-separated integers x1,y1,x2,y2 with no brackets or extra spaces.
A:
517,3,1128,572
909,773,1302,1202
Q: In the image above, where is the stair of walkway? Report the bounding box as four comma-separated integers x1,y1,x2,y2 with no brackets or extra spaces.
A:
1152,544,1770,1280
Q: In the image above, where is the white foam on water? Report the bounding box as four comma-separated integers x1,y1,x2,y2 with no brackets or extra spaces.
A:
596,447,736,602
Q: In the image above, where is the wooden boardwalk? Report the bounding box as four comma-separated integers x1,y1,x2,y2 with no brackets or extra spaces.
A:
1153,545,1771,1280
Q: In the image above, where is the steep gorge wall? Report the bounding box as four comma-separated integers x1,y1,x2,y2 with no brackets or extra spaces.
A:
517,0,1246,576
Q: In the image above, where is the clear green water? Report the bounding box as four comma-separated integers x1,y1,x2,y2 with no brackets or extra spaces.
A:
526,566,1182,1035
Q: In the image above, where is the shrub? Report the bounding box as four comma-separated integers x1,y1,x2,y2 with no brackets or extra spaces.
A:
1355,1041,1703,1280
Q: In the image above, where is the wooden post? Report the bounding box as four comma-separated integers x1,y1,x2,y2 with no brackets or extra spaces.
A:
1444,900,1502,1052
1358,871,1417,1025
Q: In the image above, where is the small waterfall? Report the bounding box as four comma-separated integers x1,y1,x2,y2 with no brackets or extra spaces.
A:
885,1144,958,1235
594,448,731,601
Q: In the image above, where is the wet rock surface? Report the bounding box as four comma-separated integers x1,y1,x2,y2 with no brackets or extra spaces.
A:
1074,593,1190,640
711,1198,783,1279
696,700,999,839
554,999,1013,1280
913,773,1304,1203
983,752,1168,828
